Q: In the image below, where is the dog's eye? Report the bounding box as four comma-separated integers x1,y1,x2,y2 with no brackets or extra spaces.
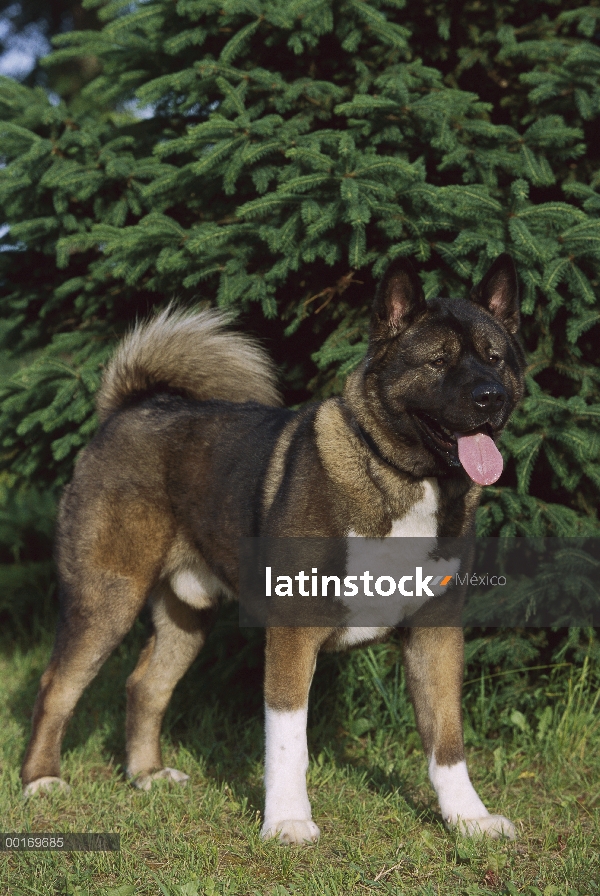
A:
488,353,501,365
430,357,446,367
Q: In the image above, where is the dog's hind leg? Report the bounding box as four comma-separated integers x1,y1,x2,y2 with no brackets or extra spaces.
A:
403,626,515,839
21,573,151,797
125,583,213,790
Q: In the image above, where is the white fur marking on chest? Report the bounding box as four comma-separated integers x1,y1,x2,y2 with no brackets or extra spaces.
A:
388,477,439,537
338,479,446,642
347,477,440,540
335,626,391,648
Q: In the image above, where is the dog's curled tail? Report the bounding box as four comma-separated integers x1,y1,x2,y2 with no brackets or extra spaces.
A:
96,306,281,422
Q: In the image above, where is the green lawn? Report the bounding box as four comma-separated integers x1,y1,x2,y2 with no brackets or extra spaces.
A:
1,610,598,895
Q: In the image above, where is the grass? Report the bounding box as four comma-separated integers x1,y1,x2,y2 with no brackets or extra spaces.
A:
0,606,599,896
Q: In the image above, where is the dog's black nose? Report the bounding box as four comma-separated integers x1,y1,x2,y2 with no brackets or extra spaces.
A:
472,383,507,410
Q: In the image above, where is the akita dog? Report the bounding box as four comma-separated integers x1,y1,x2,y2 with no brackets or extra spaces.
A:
22,254,525,844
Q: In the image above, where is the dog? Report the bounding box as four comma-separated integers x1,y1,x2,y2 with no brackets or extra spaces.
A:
22,253,525,844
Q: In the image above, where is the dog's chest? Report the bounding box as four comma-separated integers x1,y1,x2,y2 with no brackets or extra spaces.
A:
337,478,440,648
386,477,439,538
348,477,440,539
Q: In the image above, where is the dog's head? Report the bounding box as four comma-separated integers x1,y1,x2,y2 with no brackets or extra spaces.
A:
364,254,526,484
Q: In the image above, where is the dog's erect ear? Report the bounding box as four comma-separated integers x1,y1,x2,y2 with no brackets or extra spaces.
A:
371,257,426,336
470,254,520,335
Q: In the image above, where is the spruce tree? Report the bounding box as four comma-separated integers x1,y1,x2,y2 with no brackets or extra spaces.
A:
0,0,599,553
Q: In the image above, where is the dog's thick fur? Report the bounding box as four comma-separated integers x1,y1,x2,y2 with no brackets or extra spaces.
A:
22,255,525,844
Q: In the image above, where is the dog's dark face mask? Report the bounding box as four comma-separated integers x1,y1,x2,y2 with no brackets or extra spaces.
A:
367,255,526,485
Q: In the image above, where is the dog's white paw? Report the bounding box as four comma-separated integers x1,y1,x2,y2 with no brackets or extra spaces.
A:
131,767,190,792
261,819,320,845
23,776,71,799
454,814,516,840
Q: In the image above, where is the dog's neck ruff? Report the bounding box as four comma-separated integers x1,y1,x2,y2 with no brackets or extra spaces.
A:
354,420,409,476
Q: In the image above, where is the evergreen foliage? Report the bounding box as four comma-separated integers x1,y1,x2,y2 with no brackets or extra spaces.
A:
0,0,102,92
0,0,599,545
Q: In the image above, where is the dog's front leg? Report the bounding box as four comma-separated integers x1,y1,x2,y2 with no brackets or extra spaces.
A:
262,627,327,844
403,627,516,839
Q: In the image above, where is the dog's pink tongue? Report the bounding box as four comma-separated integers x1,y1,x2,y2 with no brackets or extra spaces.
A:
456,432,503,486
